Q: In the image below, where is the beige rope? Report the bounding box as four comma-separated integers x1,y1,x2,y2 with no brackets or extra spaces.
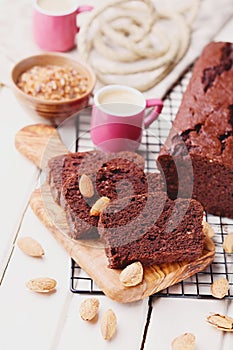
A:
78,0,157,60
78,0,200,92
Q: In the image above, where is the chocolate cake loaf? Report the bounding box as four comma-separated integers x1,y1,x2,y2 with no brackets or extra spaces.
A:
157,42,233,218
99,192,205,268
47,150,145,205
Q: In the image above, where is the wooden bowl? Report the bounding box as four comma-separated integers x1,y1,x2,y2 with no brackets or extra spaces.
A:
11,54,96,125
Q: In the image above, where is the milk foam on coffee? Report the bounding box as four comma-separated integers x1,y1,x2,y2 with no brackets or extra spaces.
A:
98,89,144,116
37,0,76,14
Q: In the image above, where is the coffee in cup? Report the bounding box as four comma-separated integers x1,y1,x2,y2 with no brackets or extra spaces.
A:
97,88,145,116
33,0,92,52
37,0,76,14
90,85,163,153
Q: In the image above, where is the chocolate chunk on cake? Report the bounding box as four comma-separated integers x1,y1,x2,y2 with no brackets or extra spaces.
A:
99,192,205,268
157,42,233,218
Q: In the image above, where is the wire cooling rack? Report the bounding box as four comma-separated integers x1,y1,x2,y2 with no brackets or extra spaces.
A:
70,66,233,299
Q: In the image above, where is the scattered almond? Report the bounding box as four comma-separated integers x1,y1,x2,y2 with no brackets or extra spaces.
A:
171,332,195,350
17,237,44,257
119,261,144,287
26,277,57,293
100,309,117,340
210,277,229,299
90,196,110,216
206,313,233,332
202,221,215,238
79,298,100,321
79,174,94,198
223,233,233,253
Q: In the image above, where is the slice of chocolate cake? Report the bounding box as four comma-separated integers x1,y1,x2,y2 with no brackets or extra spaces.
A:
60,155,163,239
157,41,233,218
47,150,145,205
99,192,205,268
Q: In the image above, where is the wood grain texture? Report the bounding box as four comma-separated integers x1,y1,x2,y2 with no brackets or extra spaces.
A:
15,124,69,169
30,183,215,303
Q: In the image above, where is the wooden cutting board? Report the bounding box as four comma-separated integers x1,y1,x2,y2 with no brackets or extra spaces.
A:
15,124,215,303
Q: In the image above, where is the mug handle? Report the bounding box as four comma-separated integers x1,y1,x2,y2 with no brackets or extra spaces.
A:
76,5,93,32
144,99,163,128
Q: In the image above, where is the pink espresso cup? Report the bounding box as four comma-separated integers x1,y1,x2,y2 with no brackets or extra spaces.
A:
90,85,163,153
33,1,92,52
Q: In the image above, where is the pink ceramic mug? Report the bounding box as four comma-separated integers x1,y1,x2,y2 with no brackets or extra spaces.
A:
90,85,163,153
33,0,93,52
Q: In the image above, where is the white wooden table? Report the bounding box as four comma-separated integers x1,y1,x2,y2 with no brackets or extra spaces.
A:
0,9,233,350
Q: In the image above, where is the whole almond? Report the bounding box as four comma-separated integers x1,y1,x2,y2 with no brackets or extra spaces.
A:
119,261,143,287
210,277,229,299
207,313,233,332
101,309,117,340
79,174,94,198
223,233,233,253
90,197,110,216
202,221,215,238
17,237,44,257
171,333,195,350
26,277,57,293
79,298,100,321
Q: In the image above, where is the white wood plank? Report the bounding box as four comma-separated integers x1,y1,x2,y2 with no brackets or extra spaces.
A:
0,84,77,278
0,103,93,350
144,298,228,350
0,201,150,350
0,205,71,350
56,295,149,350
0,87,41,278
